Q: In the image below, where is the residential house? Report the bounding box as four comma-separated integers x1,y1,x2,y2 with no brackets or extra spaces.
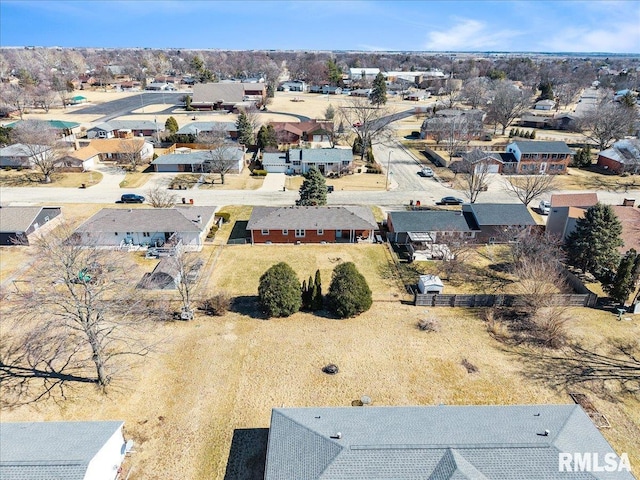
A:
278,80,306,92
456,148,518,174
551,112,578,131
0,143,51,168
176,121,238,140
420,109,485,141
597,139,640,174
57,145,100,171
0,206,62,245
145,82,175,91
0,420,128,480
151,146,244,173
74,206,217,252
611,201,640,253
518,113,549,129
387,210,477,245
546,192,598,240
348,67,380,83
247,206,377,244
86,122,116,139
534,99,556,110
89,138,154,164
264,405,634,479
462,203,538,242
270,120,334,145
506,140,574,174
261,147,353,175
191,82,266,111
109,120,163,138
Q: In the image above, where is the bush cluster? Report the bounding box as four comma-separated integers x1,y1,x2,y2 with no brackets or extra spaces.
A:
252,169,268,176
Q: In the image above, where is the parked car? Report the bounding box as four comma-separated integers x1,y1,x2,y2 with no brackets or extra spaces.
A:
539,200,551,215
439,196,464,205
120,194,145,204
420,167,434,177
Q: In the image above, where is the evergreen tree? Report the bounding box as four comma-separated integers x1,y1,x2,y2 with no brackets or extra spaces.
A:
296,167,327,206
572,145,592,167
185,95,194,111
256,125,278,151
258,262,301,317
538,81,554,100
236,111,254,146
326,58,342,86
326,262,372,318
165,116,179,134
325,104,335,120
566,203,623,279
312,269,323,310
605,250,640,305
301,279,310,310
370,72,387,106
530,129,536,139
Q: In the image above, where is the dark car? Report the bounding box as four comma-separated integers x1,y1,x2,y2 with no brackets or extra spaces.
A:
440,196,464,205
120,194,145,204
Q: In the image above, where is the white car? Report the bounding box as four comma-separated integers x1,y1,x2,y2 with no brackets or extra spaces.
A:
539,200,551,215
420,167,434,177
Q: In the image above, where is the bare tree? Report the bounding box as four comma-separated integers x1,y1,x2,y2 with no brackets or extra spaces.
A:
0,83,28,119
554,82,581,110
457,151,491,203
426,115,482,158
146,183,178,208
1,222,161,400
576,95,636,150
339,96,394,161
117,138,146,170
460,77,489,109
503,174,557,205
486,80,531,135
10,119,65,183
31,82,57,113
198,130,244,184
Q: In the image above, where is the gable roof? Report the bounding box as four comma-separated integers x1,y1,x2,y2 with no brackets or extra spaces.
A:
88,121,114,132
247,206,377,231
69,145,100,161
0,143,51,158
192,82,265,105
264,405,632,480
599,139,640,165
611,205,640,252
0,206,55,232
289,147,353,163
89,138,148,154
75,206,216,234
0,421,123,480
5,119,79,130
272,120,333,137
109,119,162,131
462,203,536,227
550,192,598,208
151,147,243,165
388,210,475,233
510,140,574,154
176,121,238,135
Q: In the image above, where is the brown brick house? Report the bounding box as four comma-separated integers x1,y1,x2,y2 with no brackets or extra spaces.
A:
506,140,574,174
247,206,377,244
271,120,334,145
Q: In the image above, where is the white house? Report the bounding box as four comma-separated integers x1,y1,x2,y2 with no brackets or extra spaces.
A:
151,146,244,173
348,67,380,82
0,143,52,168
534,99,556,110
74,206,217,251
0,421,128,480
262,147,353,175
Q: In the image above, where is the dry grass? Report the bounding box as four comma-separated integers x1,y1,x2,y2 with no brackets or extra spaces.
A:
0,169,103,188
1,239,639,479
168,169,265,191
555,167,640,191
284,169,387,192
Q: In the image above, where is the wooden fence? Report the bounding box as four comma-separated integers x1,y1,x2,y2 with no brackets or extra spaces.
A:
414,292,597,308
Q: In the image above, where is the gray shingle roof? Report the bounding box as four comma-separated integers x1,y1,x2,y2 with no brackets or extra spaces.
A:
109,119,162,131
176,121,238,135
152,148,242,165
462,203,536,226
247,206,377,231
511,140,574,154
75,206,216,234
264,405,632,479
0,143,50,158
0,206,46,232
289,148,353,164
599,139,640,165
0,421,124,480
388,211,474,233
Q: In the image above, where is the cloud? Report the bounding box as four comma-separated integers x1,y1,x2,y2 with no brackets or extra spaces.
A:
423,18,522,51
542,21,640,53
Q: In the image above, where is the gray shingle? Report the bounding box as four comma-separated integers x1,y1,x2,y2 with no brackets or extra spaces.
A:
247,206,377,231
462,203,536,226
0,206,45,232
388,211,474,233
511,140,574,154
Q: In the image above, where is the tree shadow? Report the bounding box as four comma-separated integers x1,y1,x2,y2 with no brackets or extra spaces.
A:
508,341,640,400
230,296,267,320
223,428,269,480
227,221,250,245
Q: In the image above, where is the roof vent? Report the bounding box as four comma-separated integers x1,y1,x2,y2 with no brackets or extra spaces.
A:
330,432,342,439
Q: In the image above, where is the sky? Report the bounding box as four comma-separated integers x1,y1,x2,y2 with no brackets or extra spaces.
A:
0,0,639,53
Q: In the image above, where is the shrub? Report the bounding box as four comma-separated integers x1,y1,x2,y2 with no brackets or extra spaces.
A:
201,293,231,316
461,358,478,373
252,169,268,176
216,212,231,223
258,262,301,317
417,316,440,332
206,225,218,239
326,262,372,318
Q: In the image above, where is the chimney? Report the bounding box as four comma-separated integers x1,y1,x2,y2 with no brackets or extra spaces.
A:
622,198,635,207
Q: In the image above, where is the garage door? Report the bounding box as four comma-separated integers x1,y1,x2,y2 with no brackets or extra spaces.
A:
476,164,499,174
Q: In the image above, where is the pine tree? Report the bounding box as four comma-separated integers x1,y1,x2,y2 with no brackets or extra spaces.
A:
256,125,278,151
326,262,372,318
236,111,254,146
312,269,323,310
165,116,179,134
325,104,335,120
370,72,387,106
605,250,640,305
258,262,301,317
297,167,327,206
566,203,623,279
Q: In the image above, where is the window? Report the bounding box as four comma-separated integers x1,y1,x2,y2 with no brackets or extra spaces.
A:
282,229,288,235
143,232,150,237
542,154,548,159
261,229,269,235
556,164,564,171
293,161,301,166
317,229,324,235
295,229,305,237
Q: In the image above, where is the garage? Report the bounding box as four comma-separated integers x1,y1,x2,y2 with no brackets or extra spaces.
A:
476,163,500,174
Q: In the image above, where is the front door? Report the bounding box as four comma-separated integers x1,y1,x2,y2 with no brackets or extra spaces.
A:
335,230,342,239
540,163,547,174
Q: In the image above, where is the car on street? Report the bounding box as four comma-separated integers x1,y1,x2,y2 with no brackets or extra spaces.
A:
419,167,434,177
539,200,551,215
439,196,464,205
120,194,145,204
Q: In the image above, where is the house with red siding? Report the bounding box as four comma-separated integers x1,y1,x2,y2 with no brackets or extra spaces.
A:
271,120,334,145
506,140,574,174
597,139,640,174
247,206,377,244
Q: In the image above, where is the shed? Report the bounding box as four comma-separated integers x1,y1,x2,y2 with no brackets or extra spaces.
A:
418,274,444,294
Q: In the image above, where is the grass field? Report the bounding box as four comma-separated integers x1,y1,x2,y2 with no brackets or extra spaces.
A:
0,169,103,188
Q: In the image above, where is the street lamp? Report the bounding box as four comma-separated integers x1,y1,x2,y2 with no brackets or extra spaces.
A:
385,151,392,190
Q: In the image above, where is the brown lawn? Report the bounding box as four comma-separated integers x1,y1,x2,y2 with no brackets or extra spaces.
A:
0,169,103,188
